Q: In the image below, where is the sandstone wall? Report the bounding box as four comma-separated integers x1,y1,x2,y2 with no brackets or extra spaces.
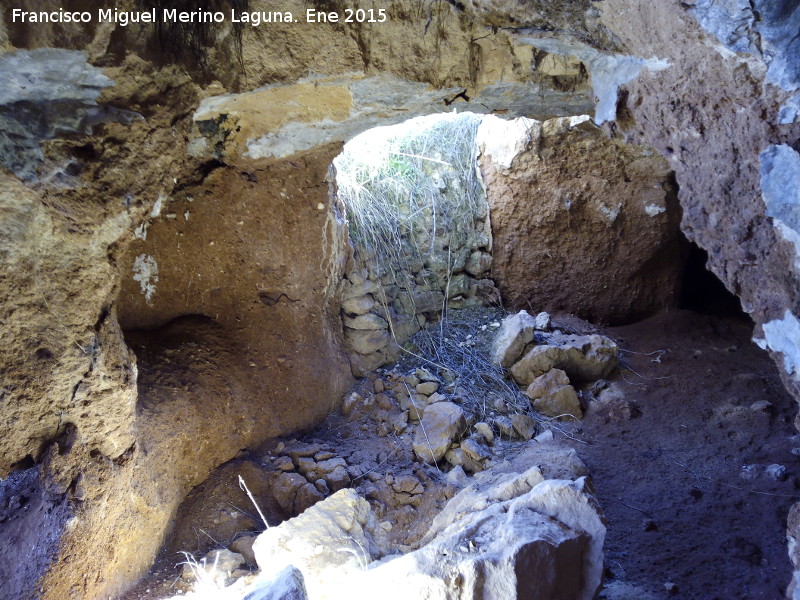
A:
478,114,685,324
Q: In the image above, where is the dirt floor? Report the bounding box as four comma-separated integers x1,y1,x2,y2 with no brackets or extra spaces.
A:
121,308,798,600
589,310,798,600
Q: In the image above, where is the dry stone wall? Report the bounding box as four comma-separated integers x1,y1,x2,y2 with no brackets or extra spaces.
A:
339,176,497,376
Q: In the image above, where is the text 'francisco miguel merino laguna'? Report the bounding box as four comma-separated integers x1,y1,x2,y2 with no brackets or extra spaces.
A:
11,7,389,27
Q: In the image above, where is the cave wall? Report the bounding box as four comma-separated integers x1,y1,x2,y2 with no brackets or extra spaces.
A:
1,0,800,598
478,114,685,324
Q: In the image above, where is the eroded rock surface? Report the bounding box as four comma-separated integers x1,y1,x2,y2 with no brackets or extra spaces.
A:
479,114,686,324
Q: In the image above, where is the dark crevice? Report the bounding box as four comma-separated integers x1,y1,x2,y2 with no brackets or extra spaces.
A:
680,242,749,320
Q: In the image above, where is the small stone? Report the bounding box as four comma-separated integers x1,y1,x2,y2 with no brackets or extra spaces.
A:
325,465,351,492
272,472,307,514
202,549,245,581
494,416,515,439
389,411,408,434
273,456,294,472
316,457,347,474
766,464,787,481
465,250,492,277
314,479,330,495
341,392,363,417
526,369,583,420
535,429,554,443
510,413,537,440
314,450,335,461
296,457,317,476
286,442,322,460
230,535,258,566
345,328,391,354
427,392,447,404
342,295,375,315
392,475,424,495
664,582,679,595
474,422,494,443
445,447,464,467
293,482,325,514
413,402,467,463
375,393,393,411
416,381,440,395
344,313,388,331
461,437,491,462
750,400,773,413
416,368,438,382
404,373,421,387
445,465,470,487
374,378,385,393
534,312,552,331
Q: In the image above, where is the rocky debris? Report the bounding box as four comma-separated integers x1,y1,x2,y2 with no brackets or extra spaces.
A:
243,459,603,600
510,332,619,385
242,566,308,600
491,310,538,367
267,442,356,516
525,368,583,420
252,489,388,600
413,402,468,463
352,470,605,600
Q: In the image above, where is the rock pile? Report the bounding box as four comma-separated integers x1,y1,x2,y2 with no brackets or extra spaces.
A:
218,465,605,600
492,310,619,420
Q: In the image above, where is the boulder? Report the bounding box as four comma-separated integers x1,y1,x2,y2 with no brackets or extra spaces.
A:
351,471,605,600
252,489,387,600
525,369,583,420
481,114,685,324
510,334,618,385
491,310,538,367
413,402,467,463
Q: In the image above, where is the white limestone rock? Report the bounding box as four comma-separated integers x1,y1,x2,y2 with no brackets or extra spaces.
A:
491,310,538,367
